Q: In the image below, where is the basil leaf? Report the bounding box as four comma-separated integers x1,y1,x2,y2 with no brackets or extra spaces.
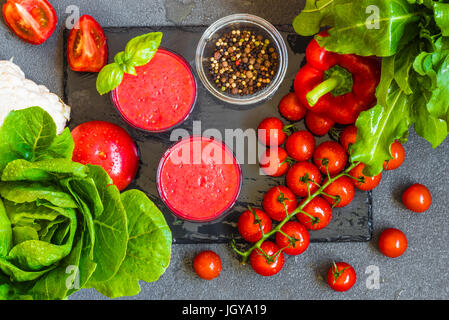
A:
123,32,163,67
96,63,124,96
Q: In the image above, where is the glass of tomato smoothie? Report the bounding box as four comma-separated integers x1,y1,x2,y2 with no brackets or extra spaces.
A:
157,136,242,222
111,48,197,132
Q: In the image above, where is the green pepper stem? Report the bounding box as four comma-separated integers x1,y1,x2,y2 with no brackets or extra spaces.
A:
306,76,341,107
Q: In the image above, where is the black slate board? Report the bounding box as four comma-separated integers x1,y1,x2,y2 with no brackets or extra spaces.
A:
63,25,373,244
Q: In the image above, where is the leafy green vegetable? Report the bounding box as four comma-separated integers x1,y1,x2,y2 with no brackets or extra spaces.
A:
0,108,172,300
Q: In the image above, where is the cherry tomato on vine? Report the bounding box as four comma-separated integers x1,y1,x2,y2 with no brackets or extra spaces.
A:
286,161,322,197
249,241,285,277
193,250,222,280
339,125,357,154
313,141,347,176
262,186,297,221
402,183,432,213
237,208,272,243
275,221,310,255
383,141,405,170
285,130,315,162
323,176,355,208
71,121,139,191
279,92,307,121
378,228,407,258
298,196,332,230
257,117,287,146
260,147,290,177
305,112,334,136
348,163,382,191
2,0,57,45
326,262,357,292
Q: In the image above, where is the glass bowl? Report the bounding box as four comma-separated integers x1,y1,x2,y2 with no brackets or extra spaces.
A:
195,13,288,106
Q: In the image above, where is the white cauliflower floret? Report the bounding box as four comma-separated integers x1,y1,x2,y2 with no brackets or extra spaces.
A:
0,60,71,134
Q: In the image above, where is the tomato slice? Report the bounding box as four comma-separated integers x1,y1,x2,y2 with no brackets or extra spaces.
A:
67,15,108,72
2,0,57,45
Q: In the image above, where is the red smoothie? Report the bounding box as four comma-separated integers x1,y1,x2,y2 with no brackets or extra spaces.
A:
157,136,242,222
111,48,196,132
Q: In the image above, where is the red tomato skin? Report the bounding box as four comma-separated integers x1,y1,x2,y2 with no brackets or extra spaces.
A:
262,186,297,221
323,176,355,208
298,196,332,230
348,163,382,191
378,228,408,258
71,121,139,191
286,162,322,197
285,130,315,162
275,221,310,255
237,209,272,243
2,0,57,45
340,125,357,154
327,262,357,292
313,141,347,176
279,92,307,121
249,241,285,277
305,112,334,136
257,117,287,146
260,147,290,177
383,141,405,170
67,15,108,72
193,251,222,280
402,184,432,213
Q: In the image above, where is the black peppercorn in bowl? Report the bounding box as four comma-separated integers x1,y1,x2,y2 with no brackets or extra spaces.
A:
195,14,288,105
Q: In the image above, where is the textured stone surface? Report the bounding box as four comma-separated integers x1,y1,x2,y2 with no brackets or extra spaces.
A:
0,0,448,300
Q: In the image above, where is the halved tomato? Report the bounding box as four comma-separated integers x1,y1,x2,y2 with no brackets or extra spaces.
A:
2,0,57,45
67,15,108,72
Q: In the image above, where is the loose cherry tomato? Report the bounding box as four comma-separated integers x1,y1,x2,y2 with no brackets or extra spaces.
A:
71,121,139,191
323,176,355,208
313,141,347,176
257,117,287,146
327,262,357,292
2,0,57,45
298,196,332,230
67,15,108,72
286,161,322,197
260,147,290,177
305,112,334,136
339,125,357,154
262,186,297,221
285,130,315,162
193,250,222,280
378,228,407,258
249,241,285,277
348,163,382,191
383,141,405,170
237,208,272,243
275,221,310,255
402,183,432,213
279,92,307,121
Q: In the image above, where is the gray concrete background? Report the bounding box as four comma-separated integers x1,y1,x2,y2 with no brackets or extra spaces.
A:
0,0,448,300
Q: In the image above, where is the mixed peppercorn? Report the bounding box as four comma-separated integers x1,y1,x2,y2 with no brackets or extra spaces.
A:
208,29,279,96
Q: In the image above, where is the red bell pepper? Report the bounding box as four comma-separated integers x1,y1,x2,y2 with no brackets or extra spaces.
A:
294,31,381,125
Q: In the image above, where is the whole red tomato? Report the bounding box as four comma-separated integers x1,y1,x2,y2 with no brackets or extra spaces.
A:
327,262,357,292
298,196,332,230
286,162,322,197
285,130,315,162
275,221,310,255
249,241,285,277
339,125,357,154
71,121,139,191
378,228,407,258
259,147,290,177
348,163,382,191
402,184,432,213
323,176,355,208
313,141,347,176
305,112,334,136
279,92,307,121
383,141,405,170
237,208,272,243
257,117,287,146
262,186,297,221
2,0,57,45
193,250,222,280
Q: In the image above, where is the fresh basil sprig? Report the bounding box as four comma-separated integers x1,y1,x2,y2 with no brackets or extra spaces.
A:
96,32,163,95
